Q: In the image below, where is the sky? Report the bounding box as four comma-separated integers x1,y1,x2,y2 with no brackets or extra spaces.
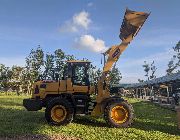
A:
0,0,180,83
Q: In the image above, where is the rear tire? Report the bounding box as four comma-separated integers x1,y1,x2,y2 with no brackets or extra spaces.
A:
45,97,74,126
104,99,134,128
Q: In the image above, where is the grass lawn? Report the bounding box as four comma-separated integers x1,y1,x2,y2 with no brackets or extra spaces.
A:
0,95,179,140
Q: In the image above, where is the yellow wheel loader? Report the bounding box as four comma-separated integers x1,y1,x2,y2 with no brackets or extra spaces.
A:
23,9,149,127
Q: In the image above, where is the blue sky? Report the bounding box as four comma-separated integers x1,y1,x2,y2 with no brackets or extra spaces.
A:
0,0,180,83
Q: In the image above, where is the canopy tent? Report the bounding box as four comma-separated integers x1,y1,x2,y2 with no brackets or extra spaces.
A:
126,72,180,88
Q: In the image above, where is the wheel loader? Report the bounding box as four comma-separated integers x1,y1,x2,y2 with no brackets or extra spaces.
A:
23,8,149,127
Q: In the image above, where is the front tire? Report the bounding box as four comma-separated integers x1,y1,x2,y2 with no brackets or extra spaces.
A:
104,99,134,128
45,97,74,126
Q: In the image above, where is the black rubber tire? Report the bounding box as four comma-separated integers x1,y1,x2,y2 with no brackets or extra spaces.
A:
104,99,134,128
45,97,74,126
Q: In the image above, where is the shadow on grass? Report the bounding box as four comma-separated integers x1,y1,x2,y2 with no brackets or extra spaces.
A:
74,101,179,136
131,101,180,136
73,116,107,127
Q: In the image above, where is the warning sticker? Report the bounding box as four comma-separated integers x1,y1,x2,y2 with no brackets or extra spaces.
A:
112,48,120,58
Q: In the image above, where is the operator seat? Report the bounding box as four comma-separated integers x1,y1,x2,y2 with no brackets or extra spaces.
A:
83,74,90,86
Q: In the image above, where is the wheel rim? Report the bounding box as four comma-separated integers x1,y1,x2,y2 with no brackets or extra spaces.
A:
110,105,128,124
51,105,67,123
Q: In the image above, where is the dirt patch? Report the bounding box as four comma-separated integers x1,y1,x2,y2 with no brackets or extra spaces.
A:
0,134,81,140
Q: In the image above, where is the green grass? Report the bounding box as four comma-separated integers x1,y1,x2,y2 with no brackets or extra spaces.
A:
0,96,179,140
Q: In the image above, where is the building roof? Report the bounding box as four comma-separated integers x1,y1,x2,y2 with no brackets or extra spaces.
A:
126,72,180,88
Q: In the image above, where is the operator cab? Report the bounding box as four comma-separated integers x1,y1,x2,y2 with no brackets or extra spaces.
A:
65,60,91,87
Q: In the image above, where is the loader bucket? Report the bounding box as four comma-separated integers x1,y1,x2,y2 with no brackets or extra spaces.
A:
102,8,150,73
119,8,150,41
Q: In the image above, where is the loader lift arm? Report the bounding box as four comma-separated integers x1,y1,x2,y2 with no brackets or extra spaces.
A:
96,8,150,103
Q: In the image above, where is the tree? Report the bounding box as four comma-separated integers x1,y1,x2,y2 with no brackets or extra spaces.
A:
54,49,66,79
166,56,176,75
65,55,76,61
173,41,180,68
43,53,55,80
91,66,122,86
150,61,157,79
0,64,13,94
26,47,44,79
166,41,180,75
138,79,144,83
93,68,102,86
142,61,157,80
142,61,150,80
20,68,30,94
10,66,24,95
25,47,44,94
109,67,122,85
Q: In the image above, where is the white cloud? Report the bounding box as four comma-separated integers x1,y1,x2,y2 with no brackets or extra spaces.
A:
87,2,93,7
59,21,78,33
59,11,91,33
75,34,108,53
73,11,91,30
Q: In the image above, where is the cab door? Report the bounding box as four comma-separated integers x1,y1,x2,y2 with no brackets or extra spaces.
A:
72,64,89,93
